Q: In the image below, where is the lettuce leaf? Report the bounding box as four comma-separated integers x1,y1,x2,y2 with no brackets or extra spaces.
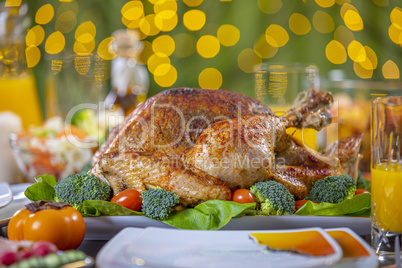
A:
294,193,371,217
82,200,143,216
24,174,57,201
82,199,256,230
162,200,256,230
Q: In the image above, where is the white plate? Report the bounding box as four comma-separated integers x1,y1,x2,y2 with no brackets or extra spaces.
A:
97,227,343,268
0,182,13,208
0,183,30,226
84,215,371,240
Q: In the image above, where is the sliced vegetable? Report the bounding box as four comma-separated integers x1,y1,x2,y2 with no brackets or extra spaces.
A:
111,189,142,211
231,189,256,204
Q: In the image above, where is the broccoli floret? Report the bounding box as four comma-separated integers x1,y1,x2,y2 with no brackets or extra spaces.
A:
307,174,357,204
250,181,295,215
141,187,180,220
54,174,112,212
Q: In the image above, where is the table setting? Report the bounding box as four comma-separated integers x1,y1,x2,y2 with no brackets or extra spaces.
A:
2,1,402,267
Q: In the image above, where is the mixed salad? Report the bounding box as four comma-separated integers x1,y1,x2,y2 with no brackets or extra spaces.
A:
10,117,95,181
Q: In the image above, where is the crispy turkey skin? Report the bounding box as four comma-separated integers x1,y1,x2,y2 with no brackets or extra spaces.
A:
90,88,362,206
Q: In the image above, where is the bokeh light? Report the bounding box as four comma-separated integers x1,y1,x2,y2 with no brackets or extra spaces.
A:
154,64,177,87
347,40,366,62
25,46,41,68
313,10,335,33
155,12,178,32
97,37,117,60
152,35,175,56
237,48,262,73
258,0,282,14
183,10,206,31
289,13,311,35
147,53,171,74
140,14,160,36
340,3,358,19
217,24,240,46
25,25,45,47
75,21,96,43
315,0,335,8
334,25,354,47
265,24,289,47
390,7,402,29
74,39,95,55
353,61,373,79
35,4,54,25
55,10,77,33
198,68,222,89
383,60,400,79
254,34,278,58
326,40,347,64
45,31,65,54
183,0,203,7
388,23,402,45
121,1,144,21
197,35,220,58
343,9,364,31
154,0,177,14
360,46,377,70
5,0,21,7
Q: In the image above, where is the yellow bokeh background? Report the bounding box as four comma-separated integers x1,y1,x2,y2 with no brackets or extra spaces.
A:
17,0,402,111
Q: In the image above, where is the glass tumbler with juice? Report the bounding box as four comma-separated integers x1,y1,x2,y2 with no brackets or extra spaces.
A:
371,96,402,261
0,3,42,129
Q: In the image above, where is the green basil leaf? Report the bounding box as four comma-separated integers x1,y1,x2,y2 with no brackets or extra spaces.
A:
82,200,143,216
162,200,256,230
294,193,371,217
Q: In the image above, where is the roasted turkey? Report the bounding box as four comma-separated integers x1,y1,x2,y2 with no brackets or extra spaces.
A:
90,88,362,206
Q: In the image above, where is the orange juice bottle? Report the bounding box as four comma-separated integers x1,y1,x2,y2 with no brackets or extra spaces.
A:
0,4,42,129
371,163,402,233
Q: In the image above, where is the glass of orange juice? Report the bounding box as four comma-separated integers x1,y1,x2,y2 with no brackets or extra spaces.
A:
254,63,320,150
371,96,402,261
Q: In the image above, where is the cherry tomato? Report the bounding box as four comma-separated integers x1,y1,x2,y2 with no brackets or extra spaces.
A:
7,202,85,250
231,189,255,204
354,189,371,195
294,200,317,212
111,189,142,211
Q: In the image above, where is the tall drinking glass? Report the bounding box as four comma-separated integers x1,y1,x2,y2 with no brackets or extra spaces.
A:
371,96,402,262
254,63,319,150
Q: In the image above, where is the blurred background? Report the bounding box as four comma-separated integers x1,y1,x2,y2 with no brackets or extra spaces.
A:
1,0,402,182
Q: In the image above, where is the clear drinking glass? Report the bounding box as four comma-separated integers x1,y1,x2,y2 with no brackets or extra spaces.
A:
254,62,320,150
371,96,402,262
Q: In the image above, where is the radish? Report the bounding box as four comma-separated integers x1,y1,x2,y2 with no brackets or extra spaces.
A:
32,241,58,256
0,251,19,266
